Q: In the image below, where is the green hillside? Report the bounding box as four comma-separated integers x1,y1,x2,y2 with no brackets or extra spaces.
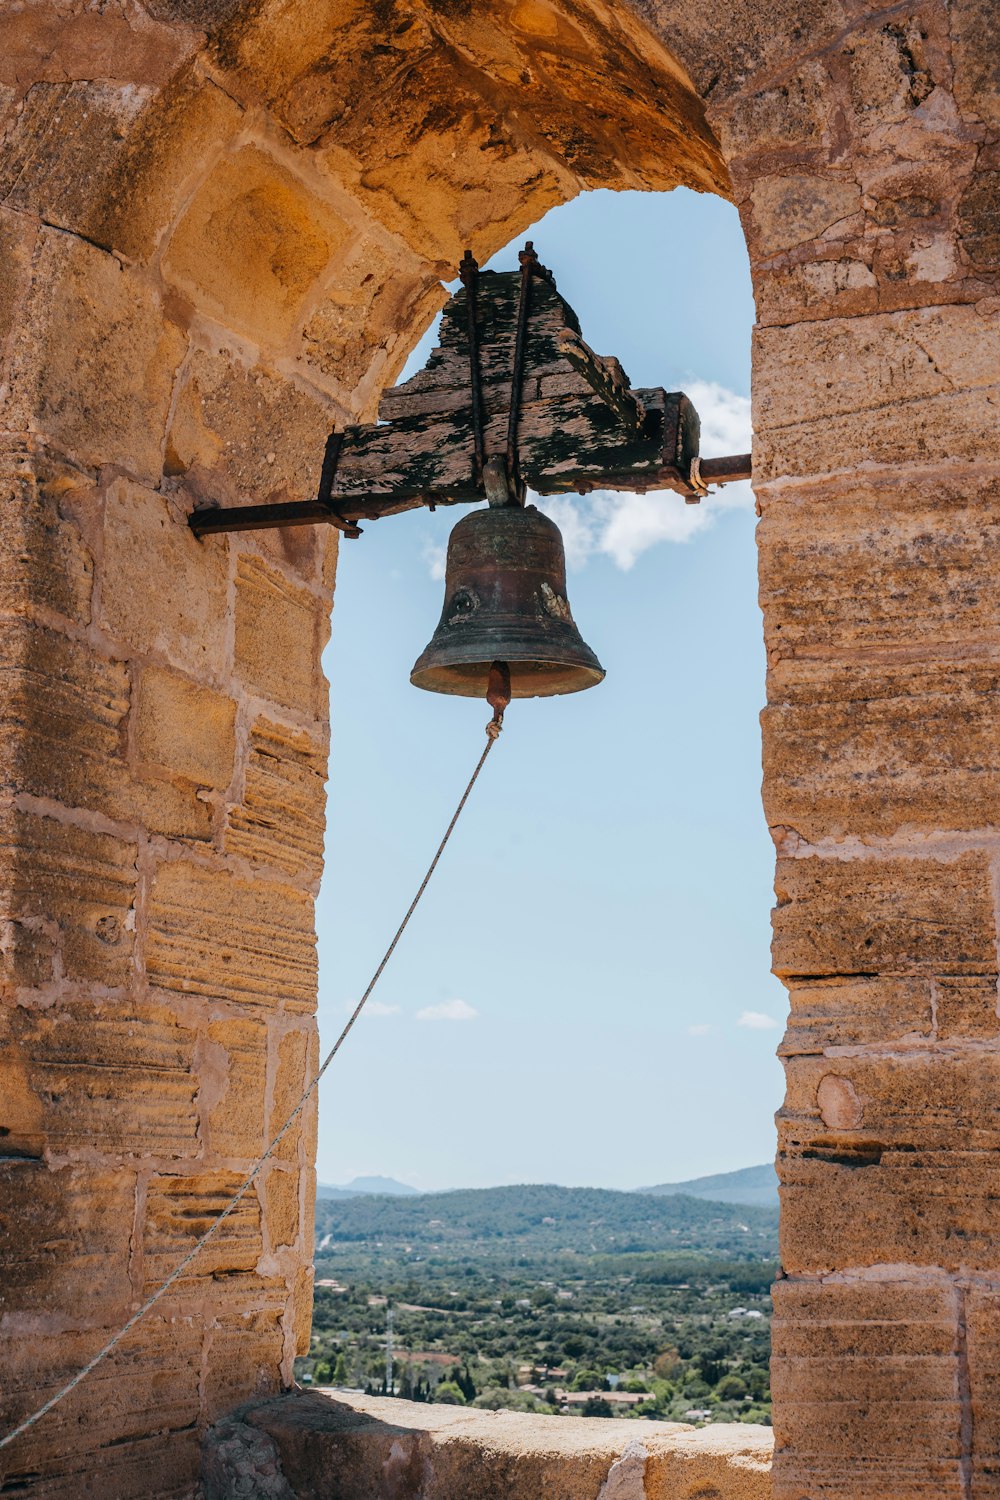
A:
639,1163,778,1209
315,1182,777,1259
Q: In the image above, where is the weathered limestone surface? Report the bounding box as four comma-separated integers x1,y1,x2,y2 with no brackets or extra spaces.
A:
0,0,997,1497
202,1391,773,1500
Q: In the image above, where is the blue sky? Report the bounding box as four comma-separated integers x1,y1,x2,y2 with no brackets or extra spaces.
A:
314,187,785,1192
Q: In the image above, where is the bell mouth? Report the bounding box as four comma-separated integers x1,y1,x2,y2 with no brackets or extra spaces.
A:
410,655,605,699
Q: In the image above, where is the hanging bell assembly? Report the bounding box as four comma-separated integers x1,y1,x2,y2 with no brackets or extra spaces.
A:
412,245,606,701
410,491,604,699
189,242,753,708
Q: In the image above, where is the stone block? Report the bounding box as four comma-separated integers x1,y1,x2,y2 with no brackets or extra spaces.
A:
0,81,157,238
0,916,56,989
772,853,997,980
782,977,933,1053
717,61,831,159
99,478,230,679
779,1150,1000,1272
234,556,325,716
757,386,1000,481
754,303,1000,478
292,1258,314,1357
763,658,1000,838
755,305,1000,431
934,976,1000,1039
297,236,441,395
646,1427,773,1498
146,858,317,1012
166,346,339,510
952,0,1000,126
1,998,198,1160
780,975,999,1053
784,1050,1000,1150
316,49,569,266
134,665,236,788
0,617,213,839
203,1016,267,1159
749,174,862,257
93,73,245,262
771,1278,963,1499
0,1428,201,1500
203,1320,285,1418
0,1321,201,1481
225,717,327,879
143,1170,262,1289
264,1165,299,1250
780,1050,1000,1268
758,472,1000,655
268,1024,318,1163
957,168,1000,267
754,255,879,326
0,806,136,985
846,21,934,124
11,231,185,481
0,450,94,624
0,209,39,399
215,0,437,145
965,1288,1000,1487
162,146,352,346
0,1162,134,1322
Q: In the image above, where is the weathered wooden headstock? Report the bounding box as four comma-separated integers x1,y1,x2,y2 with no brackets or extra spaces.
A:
190,246,750,538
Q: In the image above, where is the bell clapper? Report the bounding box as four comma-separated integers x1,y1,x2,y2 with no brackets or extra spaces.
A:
486,660,512,739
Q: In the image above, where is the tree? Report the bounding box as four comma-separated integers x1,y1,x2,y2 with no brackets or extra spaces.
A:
435,1381,467,1405
716,1374,748,1401
653,1349,683,1381
333,1353,349,1385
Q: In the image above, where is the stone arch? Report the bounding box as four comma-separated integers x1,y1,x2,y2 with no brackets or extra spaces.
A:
1,1,998,1497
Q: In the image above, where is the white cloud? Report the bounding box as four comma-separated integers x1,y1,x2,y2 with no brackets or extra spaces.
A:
365,1000,402,1017
423,540,447,581
737,1010,780,1030
534,380,754,571
415,998,479,1023
687,379,752,461
686,1023,717,1037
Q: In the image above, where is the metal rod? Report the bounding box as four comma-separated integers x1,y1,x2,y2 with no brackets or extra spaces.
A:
699,453,752,484
505,241,538,494
189,500,362,537
459,250,485,487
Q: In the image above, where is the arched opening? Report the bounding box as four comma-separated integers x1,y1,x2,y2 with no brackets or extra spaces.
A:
309,181,781,1428
314,181,776,1202
2,1,995,1496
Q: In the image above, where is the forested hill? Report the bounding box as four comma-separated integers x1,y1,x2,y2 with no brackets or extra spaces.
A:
315,1184,777,1259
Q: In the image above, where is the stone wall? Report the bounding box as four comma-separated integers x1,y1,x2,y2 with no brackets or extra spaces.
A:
202,1391,773,1500
0,0,997,1497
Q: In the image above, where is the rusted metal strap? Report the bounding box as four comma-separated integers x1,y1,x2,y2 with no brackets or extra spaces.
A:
505,241,541,498
188,431,363,538
459,250,486,488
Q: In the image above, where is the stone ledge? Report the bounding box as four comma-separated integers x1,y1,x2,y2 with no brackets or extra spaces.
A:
203,1389,773,1499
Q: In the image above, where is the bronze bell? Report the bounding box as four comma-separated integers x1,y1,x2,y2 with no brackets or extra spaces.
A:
411,499,604,698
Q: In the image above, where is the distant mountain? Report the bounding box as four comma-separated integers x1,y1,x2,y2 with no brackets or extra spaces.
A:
315,1182,777,1259
638,1163,778,1209
317,1175,420,1200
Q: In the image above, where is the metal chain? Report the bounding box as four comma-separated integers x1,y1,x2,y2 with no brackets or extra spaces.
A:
0,717,504,1455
